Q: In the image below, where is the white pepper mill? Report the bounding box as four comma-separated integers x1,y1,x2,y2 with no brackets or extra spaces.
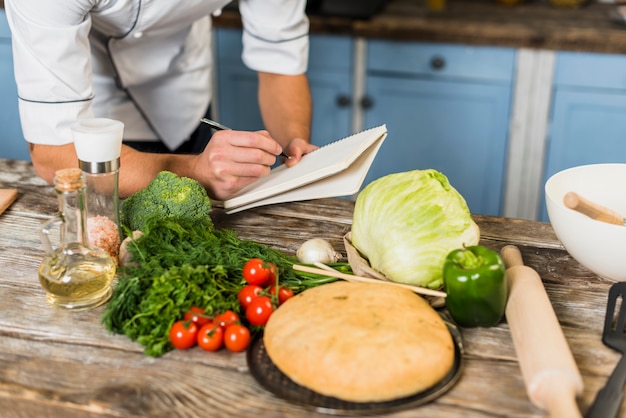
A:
72,118,124,264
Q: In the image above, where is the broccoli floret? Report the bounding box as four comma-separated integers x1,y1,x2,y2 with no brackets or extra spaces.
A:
121,171,212,232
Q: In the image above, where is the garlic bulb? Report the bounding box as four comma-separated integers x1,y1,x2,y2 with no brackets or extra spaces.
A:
296,238,341,264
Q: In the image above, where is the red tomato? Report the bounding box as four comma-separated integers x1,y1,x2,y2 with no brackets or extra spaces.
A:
238,284,263,309
246,296,274,326
214,310,240,330
183,306,210,327
169,320,199,350
261,263,279,288
268,285,294,305
224,324,251,352
197,322,224,352
242,258,274,286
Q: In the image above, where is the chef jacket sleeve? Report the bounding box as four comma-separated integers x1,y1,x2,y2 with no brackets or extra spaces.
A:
5,0,95,145
238,0,309,75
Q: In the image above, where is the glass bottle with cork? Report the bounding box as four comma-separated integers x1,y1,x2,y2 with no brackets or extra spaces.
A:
38,168,117,310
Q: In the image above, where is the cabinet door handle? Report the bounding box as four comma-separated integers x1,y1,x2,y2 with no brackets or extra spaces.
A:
336,95,351,107
360,96,374,110
430,55,446,70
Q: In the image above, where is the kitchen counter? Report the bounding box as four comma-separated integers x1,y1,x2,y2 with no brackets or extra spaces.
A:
215,0,626,54
2,0,623,53
0,157,622,417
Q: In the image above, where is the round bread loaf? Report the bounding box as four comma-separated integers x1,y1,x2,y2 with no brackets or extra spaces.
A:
263,281,455,403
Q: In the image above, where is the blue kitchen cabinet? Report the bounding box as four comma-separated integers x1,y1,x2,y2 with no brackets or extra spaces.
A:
214,29,263,132
538,51,626,221
0,10,28,161
215,28,353,148
362,40,516,216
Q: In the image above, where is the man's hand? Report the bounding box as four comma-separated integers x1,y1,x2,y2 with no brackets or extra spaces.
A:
191,129,286,201
282,137,318,168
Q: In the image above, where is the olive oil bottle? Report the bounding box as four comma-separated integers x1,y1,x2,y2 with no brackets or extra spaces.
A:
39,168,116,310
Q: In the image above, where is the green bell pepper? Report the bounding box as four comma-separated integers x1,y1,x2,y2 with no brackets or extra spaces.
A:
443,245,507,328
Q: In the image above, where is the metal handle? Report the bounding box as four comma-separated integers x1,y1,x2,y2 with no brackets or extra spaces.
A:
430,55,446,70
360,96,374,110
336,95,351,108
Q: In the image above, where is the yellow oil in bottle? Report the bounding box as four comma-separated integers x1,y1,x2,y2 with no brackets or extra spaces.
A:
39,244,116,310
39,168,117,310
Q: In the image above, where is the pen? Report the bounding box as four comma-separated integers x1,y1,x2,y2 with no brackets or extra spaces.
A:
200,118,291,159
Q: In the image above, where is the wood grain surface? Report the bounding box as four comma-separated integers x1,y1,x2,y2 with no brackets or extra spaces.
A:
0,158,622,417
215,0,626,54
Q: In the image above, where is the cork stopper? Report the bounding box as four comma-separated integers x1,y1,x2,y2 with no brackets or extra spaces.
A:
54,168,85,192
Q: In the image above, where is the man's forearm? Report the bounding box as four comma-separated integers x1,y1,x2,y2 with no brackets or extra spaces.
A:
258,72,312,147
30,142,195,198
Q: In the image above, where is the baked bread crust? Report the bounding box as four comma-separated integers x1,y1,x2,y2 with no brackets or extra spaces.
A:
263,281,455,402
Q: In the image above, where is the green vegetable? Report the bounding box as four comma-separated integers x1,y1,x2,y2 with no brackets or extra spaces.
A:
120,171,212,232
351,169,480,289
114,264,238,356
102,216,346,356
443,245,507,328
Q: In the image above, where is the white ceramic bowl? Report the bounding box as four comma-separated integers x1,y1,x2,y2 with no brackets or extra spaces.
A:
545,163,626,281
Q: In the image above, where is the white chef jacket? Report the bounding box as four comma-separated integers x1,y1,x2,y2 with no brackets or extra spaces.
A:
5,0,309,150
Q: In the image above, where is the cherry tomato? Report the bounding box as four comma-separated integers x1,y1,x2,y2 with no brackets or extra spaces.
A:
183,306,210,327
261,263,279,288
268,285,294,305
246,296,274,326
214,310,240,330
238,284,263,309
169,320,199,350
197,322,224,352
242,258,274,286
224,324,251,352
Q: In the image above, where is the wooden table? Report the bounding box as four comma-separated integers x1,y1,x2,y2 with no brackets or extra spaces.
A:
0,158,621,417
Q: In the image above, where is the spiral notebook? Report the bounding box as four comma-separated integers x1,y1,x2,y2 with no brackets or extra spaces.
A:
223,125,388,214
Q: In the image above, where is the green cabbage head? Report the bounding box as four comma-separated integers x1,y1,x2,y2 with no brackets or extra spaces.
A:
351,169,480,289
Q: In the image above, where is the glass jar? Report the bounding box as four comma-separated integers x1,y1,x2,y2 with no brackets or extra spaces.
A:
38,168,116,310
72,118,124,264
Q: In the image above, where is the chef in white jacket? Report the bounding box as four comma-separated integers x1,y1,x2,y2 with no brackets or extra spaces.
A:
5,0,316,200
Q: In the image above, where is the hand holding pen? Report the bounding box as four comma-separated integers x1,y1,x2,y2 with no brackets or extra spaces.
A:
201,118,291,159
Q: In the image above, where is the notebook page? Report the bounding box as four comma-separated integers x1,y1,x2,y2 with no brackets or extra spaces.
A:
225,131,387,214
224,125,387,211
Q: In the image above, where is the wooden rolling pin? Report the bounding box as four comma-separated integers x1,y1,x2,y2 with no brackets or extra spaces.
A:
563,191,625,226
0,189,18,215
501,245,583,418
